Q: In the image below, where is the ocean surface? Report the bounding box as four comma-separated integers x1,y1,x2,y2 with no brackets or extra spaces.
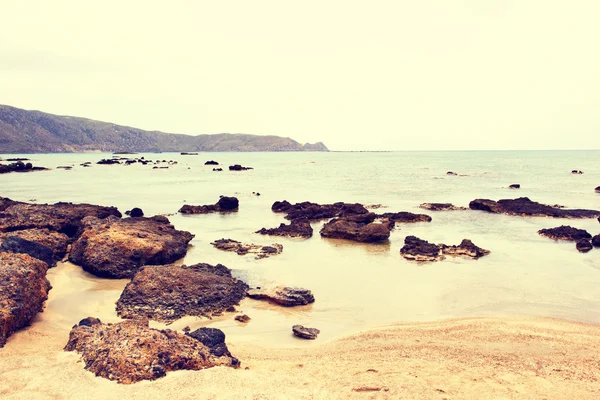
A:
1,150,599,347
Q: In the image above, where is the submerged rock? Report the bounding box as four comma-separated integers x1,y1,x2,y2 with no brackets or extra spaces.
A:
64,318,238,384
204,160,219,165
576,239,593,253
272,201,368,221
116,263,248,322
229,164,253,171
509,184,521,189
255,219,313,238
179,196,239,214
441,239,490,259
320,213,394,242
247,286,315,307
292,325,320,340
211,238,283,259
538,226,592,241
419,203,467,211
400,236,445,262
0,252,51,347
469,197,600,219
0,161,48,174
69,216,194,278
378,211,432,223
0,228,69,264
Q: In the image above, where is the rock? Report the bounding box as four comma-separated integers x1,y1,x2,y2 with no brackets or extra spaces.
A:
320,213,394,242
0,252,51,347
509,184,521,189
595,186,600,193
116,263,248,322
211,239,283,259
446,171,457,176
247,286,315,307
69,216,194,278
204,160,219,165
57,166,73,170
0,161,48,174
592,234,600,247
469,197,600,219
440,239,490,259
0,198,122,237
538,226,592,241
213,168,223,171
180,152,198,155
235,314,251,323
576,239,593,253
0,228,69,263
64,319,238,384
292,325,320,340
186,327,236,359
419,203,467,211
126,207,144,218
229,164,253,171
255,219,313,238
0,236,55,267
272,201,369,221
571,170,583,174
78,317,102,327
400,236,444,262
96,159,121,165
179,196,239,214
379,212,432,223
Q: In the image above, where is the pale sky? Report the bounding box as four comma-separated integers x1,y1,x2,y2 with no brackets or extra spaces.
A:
1,1,599,151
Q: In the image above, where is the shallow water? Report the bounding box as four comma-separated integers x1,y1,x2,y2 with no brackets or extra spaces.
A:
1,150,599,347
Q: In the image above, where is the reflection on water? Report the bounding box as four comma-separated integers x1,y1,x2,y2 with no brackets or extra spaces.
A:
2,150,600,347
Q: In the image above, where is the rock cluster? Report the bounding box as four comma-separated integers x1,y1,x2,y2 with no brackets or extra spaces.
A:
211,238,283,259
255,219,313,238
229,164,253,171
179,196,239,214
469,197,600,219
272,200,368,221
0,161,48,174
400,236,490,262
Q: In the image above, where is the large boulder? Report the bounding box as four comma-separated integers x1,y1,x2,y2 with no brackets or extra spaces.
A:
469,197,600,219
0,236,54,267
320,213,394,242
0,228,69,263
179,196,239,214
69,216,194,278
64,318,239,384
0,252,51,347
247,286,314,307
538,226,592,241
256,219,313,238
186,327,235,358
211,238,283,259
116,263,248,322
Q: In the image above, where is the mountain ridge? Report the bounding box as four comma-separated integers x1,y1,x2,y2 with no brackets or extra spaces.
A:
0,104,329,153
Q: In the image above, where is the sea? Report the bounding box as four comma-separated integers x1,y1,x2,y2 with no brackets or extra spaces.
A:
1,150,599,348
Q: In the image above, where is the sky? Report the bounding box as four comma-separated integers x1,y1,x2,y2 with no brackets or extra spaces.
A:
0,1,599,151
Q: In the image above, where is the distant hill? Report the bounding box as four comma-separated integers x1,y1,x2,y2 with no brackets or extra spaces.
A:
0,105,329,153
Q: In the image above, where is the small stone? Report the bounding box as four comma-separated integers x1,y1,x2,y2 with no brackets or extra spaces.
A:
292,325,320,340
235,314,251,323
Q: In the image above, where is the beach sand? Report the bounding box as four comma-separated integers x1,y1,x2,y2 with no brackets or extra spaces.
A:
1,314,600,399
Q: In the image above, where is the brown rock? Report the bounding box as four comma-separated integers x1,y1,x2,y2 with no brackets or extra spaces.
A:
469,197,600,219
538,226,592,241
0,252,51,347
320,213,394,242
441,239,490,259
400,236,444,262
378,211,432,223
211,238,283,259
0,228,69,263
235,314,251,323
419,203,467,211
247,286,314,307
179,196,239,214
256,219,313,238
292,325,320,340
116,263,248,322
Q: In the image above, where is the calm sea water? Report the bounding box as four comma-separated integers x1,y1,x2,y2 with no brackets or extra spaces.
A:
1,151,599,347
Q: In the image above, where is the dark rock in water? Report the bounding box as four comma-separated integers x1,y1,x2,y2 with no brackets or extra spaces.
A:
576,239,593,253
271,200,368,221
400,236,444,262
571,170,583,174
320,213,394,242
125,207,144,218
229,164,253,171
179,196,239,214
186,327,236,362
0,228,69,263
181,152,198,155
69,216,194,279
235,314,251,323
247,286,315,307
440,239,490,259
5,158,29,161
469,197,600,219
213,168,223,171
0,236,55,267
57,165,73,170
538,226,591,241
116,263,248,322
379,211,432,223
0,198,122,237
509,184,521,189
592,235,600,247
64,319,239,384
204,160,219,165
0,252,51,347
97,159,120,165
255,219,313,238
78,317,102,327
446,171,457,176
595,186,600,193
419,203,467,211
0,161,48,174
292,325,320,340
211,238,283,259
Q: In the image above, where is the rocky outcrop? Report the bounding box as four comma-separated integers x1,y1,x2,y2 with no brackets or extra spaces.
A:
0,198,122,236
255,219,313,238
292,325,320,340
379,212,432,223
69,216,194,278
469,197,600,219
116,263,248,322
419,203,467,211
211,239,283,259
64,318,239,384
320,213,394,242
247,286,315,307
400,236,490,262
229,165,253,171
272,201,368,221
576,239,593,253
179,196,239,214
538,226,592,241
0,161,48,174
0,252,51,347
0,228,69,265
